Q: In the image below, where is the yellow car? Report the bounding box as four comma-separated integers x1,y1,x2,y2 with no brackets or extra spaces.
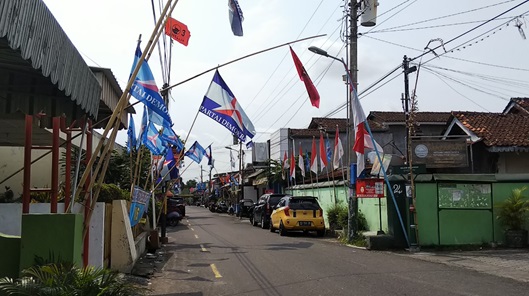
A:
269,196,325,237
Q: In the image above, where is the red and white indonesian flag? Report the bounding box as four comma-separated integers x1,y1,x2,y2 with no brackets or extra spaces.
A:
319,133,328,171
352,90,382,177
310,137,318,174
333,125,344,170
298,146,305,177
290,150,295,180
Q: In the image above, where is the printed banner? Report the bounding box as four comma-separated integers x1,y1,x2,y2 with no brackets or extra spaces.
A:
129,186,151,227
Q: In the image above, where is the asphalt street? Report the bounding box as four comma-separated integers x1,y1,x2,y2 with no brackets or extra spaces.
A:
137,206,529,296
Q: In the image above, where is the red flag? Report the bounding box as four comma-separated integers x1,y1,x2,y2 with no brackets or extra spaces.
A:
310,137,318,174
290,46,320,108
352,87,382,176
290,150,295,179
319,133,328,170
298,145,305,177
165,17,191,46
333,125,344,169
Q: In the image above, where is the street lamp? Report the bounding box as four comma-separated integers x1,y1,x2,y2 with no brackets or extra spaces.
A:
225,144,244,202
309,45,358,241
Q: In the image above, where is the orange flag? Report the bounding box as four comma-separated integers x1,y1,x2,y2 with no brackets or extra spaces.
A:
165,17,191,46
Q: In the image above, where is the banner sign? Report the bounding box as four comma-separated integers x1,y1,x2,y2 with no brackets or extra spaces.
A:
129,186,151,227
411,139,468,168
356,178,384,198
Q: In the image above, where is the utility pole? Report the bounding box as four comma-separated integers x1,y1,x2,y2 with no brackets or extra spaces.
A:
347,0,359,242
239,141,244,200
402,55,419,249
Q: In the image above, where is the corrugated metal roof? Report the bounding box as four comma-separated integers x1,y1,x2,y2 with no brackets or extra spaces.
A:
0,0,100,118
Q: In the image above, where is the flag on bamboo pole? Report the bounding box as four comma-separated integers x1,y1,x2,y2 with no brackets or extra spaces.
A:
143,122,166,155
136,106,148,150
165,17,191,46
290,150,295,180
333,125,344,169
310,137,318,174
160,127,184,153
298,145,305,178
127,113,136,153
129,45,172,127
199,70,255,142
325,138,332,164
319,133,328,171
290,46,320,108
228,0,244,36
185,141,207,164
205,145,214,167
352,88,382,177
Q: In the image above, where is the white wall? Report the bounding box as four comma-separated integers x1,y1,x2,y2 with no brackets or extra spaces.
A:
0,202,105,268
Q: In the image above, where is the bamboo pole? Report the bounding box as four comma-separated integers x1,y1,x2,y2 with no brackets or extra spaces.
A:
161,34,327,92
74,0,179,202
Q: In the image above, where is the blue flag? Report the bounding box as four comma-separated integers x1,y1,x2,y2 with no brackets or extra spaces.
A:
127,113,136,153
163,147,179,180
205,145,213,167
160,127,184,153
185,141,206,164
142,122,166,155
199,70,255,142
136,106,148,150
129,45,172,127
305,149,310,173
325,139,332,163
228,0,244,36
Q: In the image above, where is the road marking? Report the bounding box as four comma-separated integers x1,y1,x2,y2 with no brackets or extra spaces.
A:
210,264,222,278
194,234,199,239
200,244,208,252
190,227,195,231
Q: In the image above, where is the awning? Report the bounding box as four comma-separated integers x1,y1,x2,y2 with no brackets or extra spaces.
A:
246,169,265,179
253,177,268,186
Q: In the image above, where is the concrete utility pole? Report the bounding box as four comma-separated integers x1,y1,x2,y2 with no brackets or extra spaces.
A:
348,0,359,243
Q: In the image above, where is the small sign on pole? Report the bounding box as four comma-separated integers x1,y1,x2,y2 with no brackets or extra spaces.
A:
356,178,385,198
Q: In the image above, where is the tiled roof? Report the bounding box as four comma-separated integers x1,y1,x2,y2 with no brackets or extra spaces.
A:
290,128,321,137
307,117,386,132
369,111,452,123
452,111,529,147
307,118,348,131
502,97,529,115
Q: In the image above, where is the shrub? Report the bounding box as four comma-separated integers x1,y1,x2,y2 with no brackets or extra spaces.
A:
97,183,130,203
0,263,145,295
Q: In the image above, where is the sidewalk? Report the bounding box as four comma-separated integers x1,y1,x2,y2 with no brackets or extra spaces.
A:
400,248,529,283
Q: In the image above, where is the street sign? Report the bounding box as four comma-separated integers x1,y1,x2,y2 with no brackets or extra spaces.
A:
391,164,426,175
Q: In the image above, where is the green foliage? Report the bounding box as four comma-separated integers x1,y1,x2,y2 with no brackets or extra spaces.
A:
96,183,130,203
326,204,368,232
0,263,145,295
495,186,529,231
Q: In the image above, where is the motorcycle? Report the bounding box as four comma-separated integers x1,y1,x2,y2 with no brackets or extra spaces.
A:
167,210,182,226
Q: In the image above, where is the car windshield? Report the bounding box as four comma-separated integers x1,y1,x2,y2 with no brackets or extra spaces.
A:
288,198,320,210
269,196,283,206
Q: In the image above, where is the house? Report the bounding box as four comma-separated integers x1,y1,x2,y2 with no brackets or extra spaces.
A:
442,98,529,173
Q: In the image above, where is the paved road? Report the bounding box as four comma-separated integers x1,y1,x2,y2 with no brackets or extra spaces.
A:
141,206,528,296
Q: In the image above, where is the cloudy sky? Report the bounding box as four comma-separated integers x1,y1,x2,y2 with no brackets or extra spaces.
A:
42,0,529,182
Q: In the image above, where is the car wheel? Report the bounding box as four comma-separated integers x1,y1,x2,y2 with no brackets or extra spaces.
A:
261,215,267,229
279,221,287,236
251,214,257,226
269,219,275,233
317,229,325,237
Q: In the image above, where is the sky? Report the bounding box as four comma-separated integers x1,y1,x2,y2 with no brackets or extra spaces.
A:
42,0,529,182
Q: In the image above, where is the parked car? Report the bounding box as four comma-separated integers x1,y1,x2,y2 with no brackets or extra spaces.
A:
238,198,255,220
269,196,325,237
252,193,289,229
